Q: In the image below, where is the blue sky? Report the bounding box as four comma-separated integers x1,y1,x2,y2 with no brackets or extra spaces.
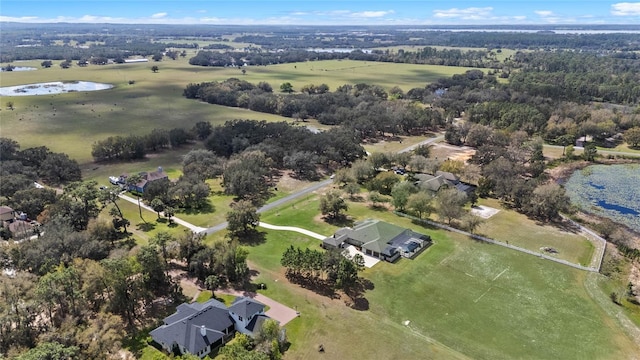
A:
1,1,639,25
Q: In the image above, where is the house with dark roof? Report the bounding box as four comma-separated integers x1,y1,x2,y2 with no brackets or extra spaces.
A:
413,171,475,194
228,297,269,336
0,206,15,222
322,219,431,262
150,297,269,358
121,166,169,193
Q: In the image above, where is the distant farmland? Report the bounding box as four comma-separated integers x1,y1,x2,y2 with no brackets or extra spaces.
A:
0,58,483,163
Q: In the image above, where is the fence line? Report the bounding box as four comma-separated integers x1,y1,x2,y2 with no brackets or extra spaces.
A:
394,211,598,272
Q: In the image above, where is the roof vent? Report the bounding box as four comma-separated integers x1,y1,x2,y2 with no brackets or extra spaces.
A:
200,325,207,337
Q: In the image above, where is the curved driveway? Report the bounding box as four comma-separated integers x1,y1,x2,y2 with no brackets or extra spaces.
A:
258,222,327,240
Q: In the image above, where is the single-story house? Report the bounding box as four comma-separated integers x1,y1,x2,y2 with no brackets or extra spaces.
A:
150,297,269,358
322,219,431,262
121,167,169,193
413,171,475,194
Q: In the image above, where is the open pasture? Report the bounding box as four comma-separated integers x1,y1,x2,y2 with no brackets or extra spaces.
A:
1,58,481,165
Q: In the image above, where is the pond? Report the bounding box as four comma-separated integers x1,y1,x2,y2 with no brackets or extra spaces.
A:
0,66,37,72
565,164,640,232
0,81,114,96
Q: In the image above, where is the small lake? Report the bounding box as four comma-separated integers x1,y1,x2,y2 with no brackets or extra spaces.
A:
565,164,640,232
306,48,373,53
0,81,114,96
0,66,37,72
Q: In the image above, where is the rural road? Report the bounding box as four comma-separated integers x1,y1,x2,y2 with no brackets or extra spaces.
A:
544,144,640,158
203,178,334,235
122,135,448,236
118,194,207,233
398,134,445,153
202,135,445,235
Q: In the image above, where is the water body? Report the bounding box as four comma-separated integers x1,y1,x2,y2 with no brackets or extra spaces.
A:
565,164,640,232
0,81,114,96
306,48,372,53
0,66,37,72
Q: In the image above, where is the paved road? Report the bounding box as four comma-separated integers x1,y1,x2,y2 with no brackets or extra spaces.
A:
118,194,207,233
398,134,444,153
203,178,334,235
544,144,640,158
130,135,447,236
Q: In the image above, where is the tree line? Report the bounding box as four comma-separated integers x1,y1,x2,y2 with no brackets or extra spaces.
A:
281,246,364,291
184,78,447,139
91,127,192,161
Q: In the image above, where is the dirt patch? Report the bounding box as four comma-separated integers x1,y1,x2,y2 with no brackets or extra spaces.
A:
276,171,311,193
431,143,476,163
546,161,590,183
471,205,500,219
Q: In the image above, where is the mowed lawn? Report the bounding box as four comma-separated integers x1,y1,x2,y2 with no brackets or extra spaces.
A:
477,198,595,266
246,226,638,360
1,58,481,163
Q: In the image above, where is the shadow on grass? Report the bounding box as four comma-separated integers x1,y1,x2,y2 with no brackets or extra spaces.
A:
345,278,374,311
136,222,156,232
369,204,389,211
180,201,215,215
285,272,340,299
323,215,354,228
237,230,267,246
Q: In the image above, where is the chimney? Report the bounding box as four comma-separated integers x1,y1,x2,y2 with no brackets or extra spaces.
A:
200,325,207,337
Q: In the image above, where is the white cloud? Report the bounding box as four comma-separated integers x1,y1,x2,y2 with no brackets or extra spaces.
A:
151,12,167,19
0,16,39,22
535,10,555,17
350,10,395,18
197,10,207,14
433,7,493,19
611,2,640,15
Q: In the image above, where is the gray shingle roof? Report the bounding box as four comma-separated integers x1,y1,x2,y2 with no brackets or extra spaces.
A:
229,297,265,319
150,299,233,355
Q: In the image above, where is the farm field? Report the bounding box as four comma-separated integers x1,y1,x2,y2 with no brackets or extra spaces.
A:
246,219,639,359
0,58,481,165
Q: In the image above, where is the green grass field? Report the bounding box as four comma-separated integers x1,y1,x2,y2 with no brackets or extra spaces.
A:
245,225,639,359
477,198,595,266
1,58,481,165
